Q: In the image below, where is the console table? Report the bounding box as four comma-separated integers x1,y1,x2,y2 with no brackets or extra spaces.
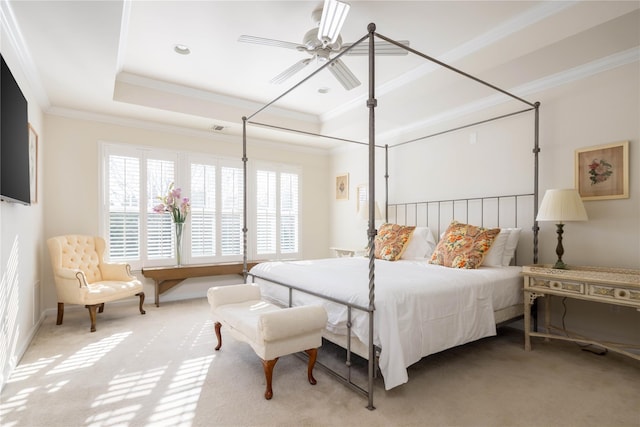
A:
523,264,640,360
141,262,259,307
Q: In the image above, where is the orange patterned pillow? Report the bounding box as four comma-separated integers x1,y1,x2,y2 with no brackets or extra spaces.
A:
374,223,416,261
429,221,500,269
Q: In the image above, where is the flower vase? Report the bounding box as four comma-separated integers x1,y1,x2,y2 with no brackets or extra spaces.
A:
174,222,184,266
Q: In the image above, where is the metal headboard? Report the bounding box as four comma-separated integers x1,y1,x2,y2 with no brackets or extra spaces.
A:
388,193,536,266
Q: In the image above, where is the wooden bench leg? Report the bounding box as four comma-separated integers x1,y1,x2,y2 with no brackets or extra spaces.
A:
85,304,99,332
136,292,146,315
56,303,64,325
214,322,223,350
262,358,279,400
305,348,318,385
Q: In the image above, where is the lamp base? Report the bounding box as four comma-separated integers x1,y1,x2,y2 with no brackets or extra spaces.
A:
553,259,568,269
553,223,567,270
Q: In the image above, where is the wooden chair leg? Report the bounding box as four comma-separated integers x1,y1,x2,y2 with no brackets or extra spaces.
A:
86,304,99,332
98,303,105,313
214,322,222,350
56,303,64,325
136,292,146,315
261,358,279,400
305,348,318,385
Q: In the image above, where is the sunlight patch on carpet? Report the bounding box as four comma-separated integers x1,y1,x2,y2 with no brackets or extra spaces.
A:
147,355,214,425
47,332,131,375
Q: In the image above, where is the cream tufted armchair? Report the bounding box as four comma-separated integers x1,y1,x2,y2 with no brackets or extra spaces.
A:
47,235,145,332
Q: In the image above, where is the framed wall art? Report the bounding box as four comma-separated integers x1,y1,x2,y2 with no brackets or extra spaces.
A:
575,140,628,201
28,123,38,203
336,173,349,200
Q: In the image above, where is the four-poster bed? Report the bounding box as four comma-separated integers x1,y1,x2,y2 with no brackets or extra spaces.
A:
241,24,540,409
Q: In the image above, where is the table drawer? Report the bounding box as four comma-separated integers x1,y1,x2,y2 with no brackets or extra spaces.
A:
530,278,585,294
588,284,640,305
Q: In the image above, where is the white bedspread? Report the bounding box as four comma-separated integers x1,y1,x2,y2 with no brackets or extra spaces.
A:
249,258,522,390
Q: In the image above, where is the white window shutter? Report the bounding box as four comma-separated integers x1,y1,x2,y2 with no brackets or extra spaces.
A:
107,155,140,260
256,170,276,254
146,159,175,259
221,166,243,256
280,172,299,254
255,166,299,258
191,163,216,257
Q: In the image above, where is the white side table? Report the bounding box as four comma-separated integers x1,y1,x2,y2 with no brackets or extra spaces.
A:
522,264,640,361
330,247,364,257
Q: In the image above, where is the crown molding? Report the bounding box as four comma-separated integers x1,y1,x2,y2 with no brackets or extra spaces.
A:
46,106,329,156
377,47,639,143
116,71,319,125
0,0,50,109
321,1,578,123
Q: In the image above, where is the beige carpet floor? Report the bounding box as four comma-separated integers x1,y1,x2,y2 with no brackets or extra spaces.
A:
1,297,638,427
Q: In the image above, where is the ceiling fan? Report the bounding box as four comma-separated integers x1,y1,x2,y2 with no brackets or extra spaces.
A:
238,0,409,91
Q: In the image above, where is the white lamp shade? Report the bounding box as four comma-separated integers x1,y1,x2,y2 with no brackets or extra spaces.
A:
358,201,382,221
318,0,351,44
536,189,588,223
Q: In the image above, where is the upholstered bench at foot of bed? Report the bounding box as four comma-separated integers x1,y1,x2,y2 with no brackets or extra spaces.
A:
207,283,328,400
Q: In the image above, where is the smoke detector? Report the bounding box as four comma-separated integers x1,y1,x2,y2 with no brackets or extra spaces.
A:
211,125,225,132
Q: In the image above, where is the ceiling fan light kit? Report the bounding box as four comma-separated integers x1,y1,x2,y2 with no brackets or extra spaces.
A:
317,0,351,45
238,0,408,91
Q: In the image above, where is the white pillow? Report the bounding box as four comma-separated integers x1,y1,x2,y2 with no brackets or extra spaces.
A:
482,229,510,267
501,228,521,266
401,227,437,259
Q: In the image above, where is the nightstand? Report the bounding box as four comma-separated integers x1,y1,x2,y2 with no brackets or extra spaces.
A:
522,264,640,360
330,247,365,257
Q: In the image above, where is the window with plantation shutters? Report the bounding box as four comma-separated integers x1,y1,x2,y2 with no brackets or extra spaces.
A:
188,159,243,260
107,154,140,260
101,143,179,269
190,162,216,257
256,170,276,254
280,172,299,254
100,142,298,269
146,159,175,260
221,166,243,256
255,165,300,259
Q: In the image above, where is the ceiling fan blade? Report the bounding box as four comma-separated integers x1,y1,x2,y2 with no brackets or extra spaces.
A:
344,40,410,56
238,35,302,50
270,58,312,84
328,58,361,90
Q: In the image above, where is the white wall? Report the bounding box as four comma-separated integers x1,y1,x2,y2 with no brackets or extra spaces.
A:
329,62,639,344
41,114,331,309
0,39,45,389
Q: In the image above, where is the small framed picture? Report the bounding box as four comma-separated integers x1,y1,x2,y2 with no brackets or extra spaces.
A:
336,173,349,200
575,141,629,201
28,123,38,203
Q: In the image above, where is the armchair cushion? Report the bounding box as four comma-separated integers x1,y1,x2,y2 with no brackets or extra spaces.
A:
83,280,144,305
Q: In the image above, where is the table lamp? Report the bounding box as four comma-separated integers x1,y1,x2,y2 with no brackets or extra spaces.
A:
536,188,588,269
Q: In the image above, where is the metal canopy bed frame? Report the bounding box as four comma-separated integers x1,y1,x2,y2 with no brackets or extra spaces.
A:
241,24,540,410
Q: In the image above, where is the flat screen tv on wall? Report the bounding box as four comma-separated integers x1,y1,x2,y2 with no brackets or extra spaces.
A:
1,53,31,205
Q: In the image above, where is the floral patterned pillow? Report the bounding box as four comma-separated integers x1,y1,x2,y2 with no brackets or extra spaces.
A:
374,223,416,261
429,221,500,269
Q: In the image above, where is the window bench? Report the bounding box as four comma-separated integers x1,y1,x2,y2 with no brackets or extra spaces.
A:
141,262,259,306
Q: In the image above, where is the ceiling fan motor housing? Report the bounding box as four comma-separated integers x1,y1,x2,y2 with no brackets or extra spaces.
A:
303,28,342,52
